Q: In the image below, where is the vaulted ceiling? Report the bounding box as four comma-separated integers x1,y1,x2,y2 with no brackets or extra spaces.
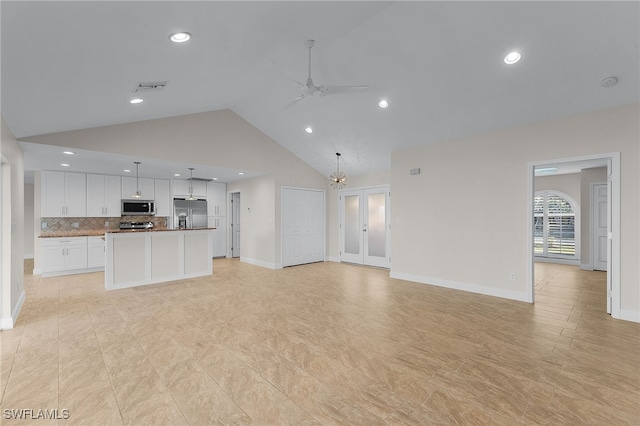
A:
2,1,638,179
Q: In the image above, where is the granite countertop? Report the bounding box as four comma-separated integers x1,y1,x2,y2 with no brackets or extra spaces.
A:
39,228,216,238
39,230,111,238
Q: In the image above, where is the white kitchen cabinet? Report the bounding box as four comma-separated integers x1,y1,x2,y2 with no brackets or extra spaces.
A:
122,176,155,200
87,174,121,217
173,179,207,198
208,217,227,258
41,237,88,276
206,182,226,216
41,171,87,217
154,179,171,217
87,236,106,268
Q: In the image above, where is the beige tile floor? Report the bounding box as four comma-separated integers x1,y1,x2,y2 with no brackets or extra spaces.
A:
1,259,639,425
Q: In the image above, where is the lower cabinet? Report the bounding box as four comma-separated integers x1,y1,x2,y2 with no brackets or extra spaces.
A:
208,217,227,258
42,237,88,276
42,236,106,276
88,236,106,268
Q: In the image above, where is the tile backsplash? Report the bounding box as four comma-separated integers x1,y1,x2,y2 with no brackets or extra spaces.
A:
40,216,168,235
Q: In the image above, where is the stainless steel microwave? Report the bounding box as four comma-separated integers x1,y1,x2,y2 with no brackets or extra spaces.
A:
121,200,155,216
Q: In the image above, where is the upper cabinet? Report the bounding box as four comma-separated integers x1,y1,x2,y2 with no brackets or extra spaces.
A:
41,171,86,217
206,182,226,216
122,176,155,200
154,179,171,217
87,174,121,217
173,179,206,198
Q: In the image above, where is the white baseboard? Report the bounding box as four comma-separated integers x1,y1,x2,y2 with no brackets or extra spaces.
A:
619,309,640,323
42,266,103,278
580,263,593,271
0,317,13,330
390,271,530,303
325,256,340,263
1,290,26,330
240,257,279,270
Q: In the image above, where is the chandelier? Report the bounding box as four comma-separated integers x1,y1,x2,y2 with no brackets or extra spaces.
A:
329,152,348,189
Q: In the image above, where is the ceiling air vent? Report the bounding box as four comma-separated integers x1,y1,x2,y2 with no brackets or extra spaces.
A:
133,81,168,93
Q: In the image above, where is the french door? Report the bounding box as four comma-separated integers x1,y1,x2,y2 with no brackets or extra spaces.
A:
339,186,390,268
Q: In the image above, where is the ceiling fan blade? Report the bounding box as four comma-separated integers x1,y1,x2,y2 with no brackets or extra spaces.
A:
270,58,305,88
319,85,370,97
283,95,305,109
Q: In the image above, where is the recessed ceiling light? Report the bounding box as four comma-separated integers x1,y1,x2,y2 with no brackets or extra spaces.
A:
174,173,181,177
305,127,313,134
130,98,144,104
238,172,245,175
63,151,75,155
60,163,70,167
169,32,191,43
504,51,521,65
212,178,218,181
378,100,389,108
124,169,131,173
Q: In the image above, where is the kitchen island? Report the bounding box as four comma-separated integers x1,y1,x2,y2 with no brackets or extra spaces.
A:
105,228,213,290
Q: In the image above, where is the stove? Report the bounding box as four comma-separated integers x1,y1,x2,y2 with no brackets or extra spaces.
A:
119,221,154,230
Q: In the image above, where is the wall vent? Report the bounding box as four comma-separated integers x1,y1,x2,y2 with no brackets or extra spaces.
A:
133,81,168,92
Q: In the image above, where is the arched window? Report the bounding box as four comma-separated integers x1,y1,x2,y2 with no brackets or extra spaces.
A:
534,191,577,258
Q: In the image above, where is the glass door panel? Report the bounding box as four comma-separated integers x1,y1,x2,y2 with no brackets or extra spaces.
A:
366,192,386,258
344,194,361,256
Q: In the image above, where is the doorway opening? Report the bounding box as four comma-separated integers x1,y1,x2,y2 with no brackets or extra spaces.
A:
230,192,241,258
528,152,620,318
339,186,390,268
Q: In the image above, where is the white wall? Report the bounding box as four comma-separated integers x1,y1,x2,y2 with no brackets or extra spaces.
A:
534,173,581,202
390,104,639,319
227,175,276,268
1,117,25,329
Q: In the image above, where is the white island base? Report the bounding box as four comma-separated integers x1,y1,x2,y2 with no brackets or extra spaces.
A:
105,229,212,290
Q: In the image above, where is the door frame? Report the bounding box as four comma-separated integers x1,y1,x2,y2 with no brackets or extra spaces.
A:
527,152,620,318
229,191,241,258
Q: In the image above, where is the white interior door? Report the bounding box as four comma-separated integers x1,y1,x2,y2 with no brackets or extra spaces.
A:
339,186,390,268
592,183,608,272
231,193,241,258
282,188,325,267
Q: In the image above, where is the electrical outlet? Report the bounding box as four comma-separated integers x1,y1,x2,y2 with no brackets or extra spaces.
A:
510,273,516,281
41,222,47,229
104,221,109,227
72,222,79,228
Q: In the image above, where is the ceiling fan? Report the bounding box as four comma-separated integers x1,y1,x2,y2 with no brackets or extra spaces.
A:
281,40,369,109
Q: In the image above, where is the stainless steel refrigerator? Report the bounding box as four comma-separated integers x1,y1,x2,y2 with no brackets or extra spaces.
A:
173,198,208,229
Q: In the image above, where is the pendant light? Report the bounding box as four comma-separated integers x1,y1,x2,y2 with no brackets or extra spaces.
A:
186,168,197,200
329,153,348,189
131,161,142,198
